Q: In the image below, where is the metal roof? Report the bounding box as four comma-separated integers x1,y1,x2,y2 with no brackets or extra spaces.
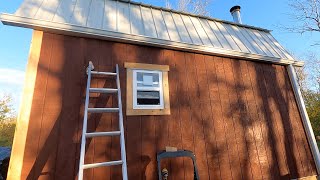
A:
0,0,302,66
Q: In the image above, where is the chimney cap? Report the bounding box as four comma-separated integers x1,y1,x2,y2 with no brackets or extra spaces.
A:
230,5,241,13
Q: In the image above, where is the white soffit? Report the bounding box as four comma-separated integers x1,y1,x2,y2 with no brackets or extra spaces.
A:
0,0,303,66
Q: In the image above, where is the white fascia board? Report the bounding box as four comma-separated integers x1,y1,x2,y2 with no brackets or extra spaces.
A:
0,13,304,67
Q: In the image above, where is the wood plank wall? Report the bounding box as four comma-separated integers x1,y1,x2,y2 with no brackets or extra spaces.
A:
17,32,317,180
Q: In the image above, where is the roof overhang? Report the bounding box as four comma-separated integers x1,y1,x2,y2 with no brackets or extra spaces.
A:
0,13,304,67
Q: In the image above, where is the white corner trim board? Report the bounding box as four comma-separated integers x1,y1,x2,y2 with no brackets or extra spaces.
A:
287,64,320,175
0,13,304,67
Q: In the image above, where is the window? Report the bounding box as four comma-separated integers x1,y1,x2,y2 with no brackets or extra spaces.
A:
125,63,170,116
133,70,164,109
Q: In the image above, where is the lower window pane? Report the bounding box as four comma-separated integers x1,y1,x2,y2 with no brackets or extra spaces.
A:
137,91,160,105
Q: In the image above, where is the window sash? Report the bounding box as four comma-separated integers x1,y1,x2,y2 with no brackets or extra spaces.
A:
133,70,164,109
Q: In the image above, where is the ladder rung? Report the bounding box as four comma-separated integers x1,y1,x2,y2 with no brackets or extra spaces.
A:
89,88,118,93
88,108,119,113
91,71,117,76
85,131,121,138
83,160,123,169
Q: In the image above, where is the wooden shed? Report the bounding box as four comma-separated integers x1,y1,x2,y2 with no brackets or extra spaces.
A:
1,0,320,179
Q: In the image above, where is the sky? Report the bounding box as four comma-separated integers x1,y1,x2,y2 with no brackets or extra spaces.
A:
0,0,319,111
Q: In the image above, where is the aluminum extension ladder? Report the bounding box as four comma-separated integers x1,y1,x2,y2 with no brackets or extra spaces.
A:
78,61,128,180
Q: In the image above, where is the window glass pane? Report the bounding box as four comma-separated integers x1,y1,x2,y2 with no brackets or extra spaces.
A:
136,72,159,87
137,91,160,99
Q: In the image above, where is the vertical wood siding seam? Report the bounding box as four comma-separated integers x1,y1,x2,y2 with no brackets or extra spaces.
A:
280,66,315,176
200,55,214,180
266,65,300,177
222,58,244,179
262,65,291,175
246,62,274,178
225,58,246,179
204,56,222,180
240,61,264,179
254,63,282,179
214,57,235,180
181,52,196,179
33,33,55,179
274,66,307,176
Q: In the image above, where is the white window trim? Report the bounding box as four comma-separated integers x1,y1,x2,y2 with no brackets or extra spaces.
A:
132,69,164,109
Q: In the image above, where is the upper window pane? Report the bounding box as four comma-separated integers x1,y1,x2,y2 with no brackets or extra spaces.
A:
136,72,160,87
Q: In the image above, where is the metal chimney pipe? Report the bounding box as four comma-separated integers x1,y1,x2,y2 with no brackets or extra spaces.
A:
230,5,242,24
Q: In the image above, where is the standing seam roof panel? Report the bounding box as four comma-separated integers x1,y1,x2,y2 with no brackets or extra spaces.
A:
34,0,61,21
53,0,78,23
15,0,44,18
198,18,223,48
189,17,213,47
259,32,287,59
181,15,203,45
151,9,170,40
207,20,232,49
69,0,92,26
222,23,250,53
230,25,259,54
86,0,105,29
214,21,241,51
252,30,282,58
117,1,130,34
102,0,117,31
244,28,274,57
162,11,181,42
265,33,293,59
237,26,267,56
171,13,192,44
6,0,298,63
129,4,145,36
140,6,157,38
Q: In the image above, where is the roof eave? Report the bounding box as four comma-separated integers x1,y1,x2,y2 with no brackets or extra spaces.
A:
0,13,304,67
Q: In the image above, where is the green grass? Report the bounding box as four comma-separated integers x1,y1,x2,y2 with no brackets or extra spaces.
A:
318,141,320,150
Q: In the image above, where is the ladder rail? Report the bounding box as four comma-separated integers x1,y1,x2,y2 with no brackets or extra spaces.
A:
78,62,93,180
116,64,128,180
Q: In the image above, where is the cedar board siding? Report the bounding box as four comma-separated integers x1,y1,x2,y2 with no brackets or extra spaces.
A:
14,32,317,180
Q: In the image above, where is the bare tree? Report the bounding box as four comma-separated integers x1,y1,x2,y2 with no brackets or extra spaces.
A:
287,0,320,33
164,0,212,16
